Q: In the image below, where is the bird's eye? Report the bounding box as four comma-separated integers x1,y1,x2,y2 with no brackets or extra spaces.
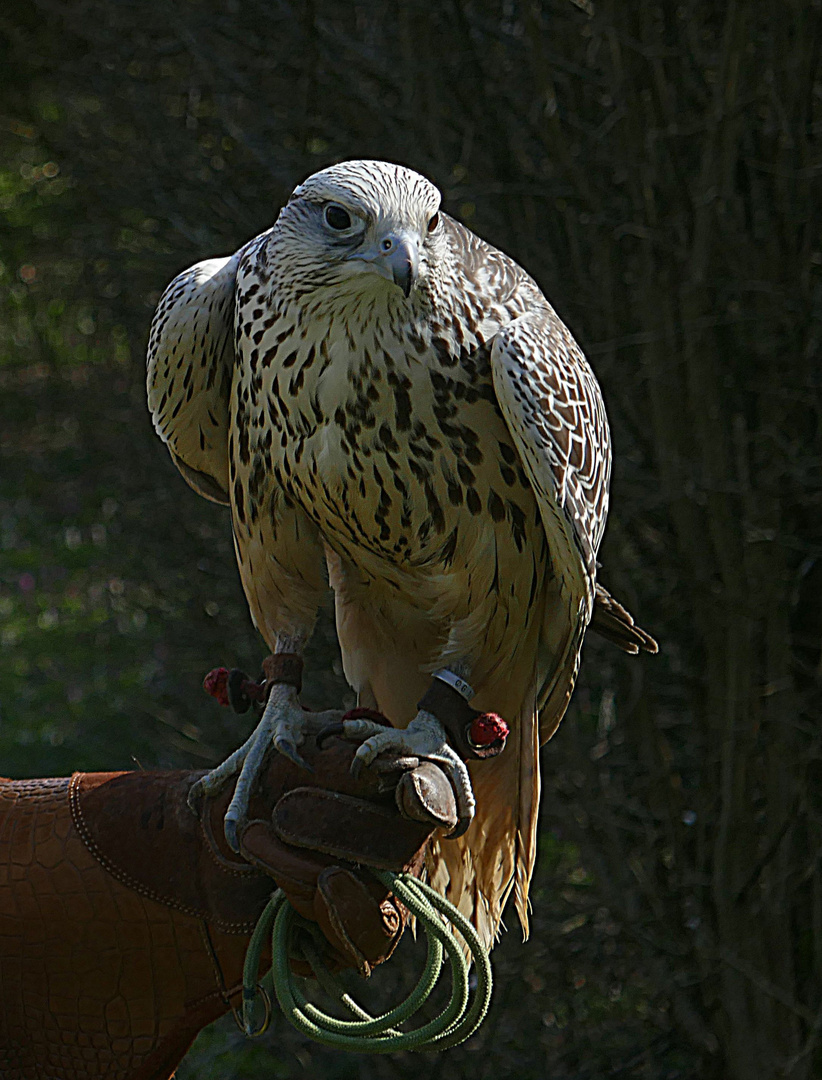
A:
324,204,352,231
427,213,440,233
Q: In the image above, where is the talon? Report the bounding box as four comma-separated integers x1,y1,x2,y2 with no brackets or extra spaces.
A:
274,736,313,771
355,737,380,765
191,677,330,847
447,814,473,839
224,814,241,854
340,717,386,742
187,779,205,813
316,721,345,749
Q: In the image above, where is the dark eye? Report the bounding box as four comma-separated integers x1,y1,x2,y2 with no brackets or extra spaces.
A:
427,212,440,232
325,204,352,230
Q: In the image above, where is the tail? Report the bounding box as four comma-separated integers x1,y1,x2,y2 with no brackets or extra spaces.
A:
426,690,541,949
431,593,590,947
591,584,658,655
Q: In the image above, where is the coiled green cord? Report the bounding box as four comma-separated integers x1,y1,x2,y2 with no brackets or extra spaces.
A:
240,871,492,1053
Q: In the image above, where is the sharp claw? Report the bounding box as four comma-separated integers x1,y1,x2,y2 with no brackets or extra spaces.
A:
187,780,204,813
447,814,473,839
274,736,313,771
315,721,345,749
224,815,241,853
350,753,365,780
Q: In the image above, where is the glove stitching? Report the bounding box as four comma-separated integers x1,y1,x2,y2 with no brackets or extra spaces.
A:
69,773,260,934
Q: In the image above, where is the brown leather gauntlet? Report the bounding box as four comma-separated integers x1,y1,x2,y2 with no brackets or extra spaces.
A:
0,769,271,1080
237,733,456,975
0,729,455,1079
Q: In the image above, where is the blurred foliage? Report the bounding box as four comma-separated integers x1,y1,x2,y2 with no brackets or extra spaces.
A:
1,1,820,1078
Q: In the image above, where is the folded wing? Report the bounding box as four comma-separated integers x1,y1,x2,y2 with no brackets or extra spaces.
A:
147,252,241,504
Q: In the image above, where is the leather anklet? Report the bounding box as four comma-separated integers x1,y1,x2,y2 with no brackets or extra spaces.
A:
262,653,304,694
417,678,507,761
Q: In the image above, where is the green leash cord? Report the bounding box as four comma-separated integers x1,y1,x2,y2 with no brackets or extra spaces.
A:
239,871,492,1053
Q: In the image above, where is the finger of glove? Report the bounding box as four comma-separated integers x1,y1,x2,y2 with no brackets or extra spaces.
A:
239,821,393,973
272,787,433,869
239,819,335,920
395,761,459,830
315,866,404,974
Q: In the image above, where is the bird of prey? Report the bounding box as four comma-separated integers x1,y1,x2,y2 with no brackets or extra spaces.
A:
147,160,656,948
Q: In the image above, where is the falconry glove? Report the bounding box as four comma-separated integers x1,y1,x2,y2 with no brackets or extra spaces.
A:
233,720,459,976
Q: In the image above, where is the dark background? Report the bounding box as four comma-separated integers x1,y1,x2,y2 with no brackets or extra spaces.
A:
1,2,820,1077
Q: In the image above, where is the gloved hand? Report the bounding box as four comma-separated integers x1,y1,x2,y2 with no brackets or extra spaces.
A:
234,714,459,976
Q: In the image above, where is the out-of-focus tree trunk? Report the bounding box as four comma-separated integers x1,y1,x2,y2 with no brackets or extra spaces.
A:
509,5,821,1077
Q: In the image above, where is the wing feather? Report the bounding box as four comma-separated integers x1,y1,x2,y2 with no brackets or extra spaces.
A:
491,305,611,752
490,304,611,580
146,253,240,504
592,583,659,654
488,295,658,659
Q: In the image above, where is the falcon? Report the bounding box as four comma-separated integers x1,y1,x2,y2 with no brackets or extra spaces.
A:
147,160,656,948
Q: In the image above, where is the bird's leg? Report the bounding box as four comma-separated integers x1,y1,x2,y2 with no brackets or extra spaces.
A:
189,639,345,851
342,663,499,837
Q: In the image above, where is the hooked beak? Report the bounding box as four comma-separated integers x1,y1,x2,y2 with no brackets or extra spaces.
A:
347,231,420,298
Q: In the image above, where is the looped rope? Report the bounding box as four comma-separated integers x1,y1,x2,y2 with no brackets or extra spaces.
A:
241,870,492,1053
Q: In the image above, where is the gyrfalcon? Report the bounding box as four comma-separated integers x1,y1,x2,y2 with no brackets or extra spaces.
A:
147,160,656,947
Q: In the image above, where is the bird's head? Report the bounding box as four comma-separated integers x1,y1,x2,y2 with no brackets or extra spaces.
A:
271,160,445,302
